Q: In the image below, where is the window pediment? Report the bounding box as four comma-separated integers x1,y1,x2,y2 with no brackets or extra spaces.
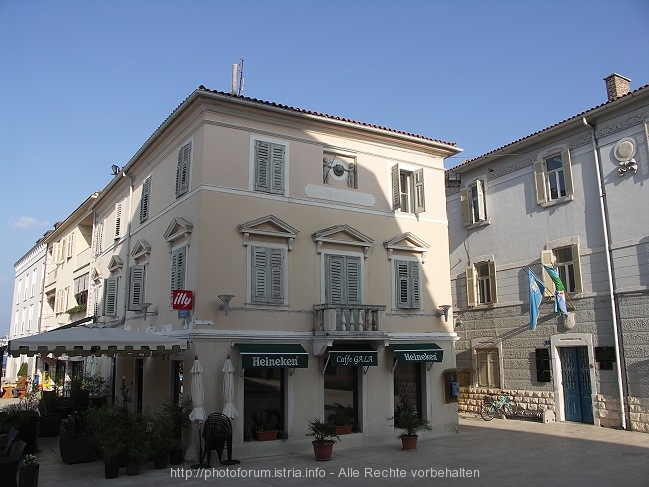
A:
164,217,193,250
384,232,430,262
131,239,152,262
238,215,299,250
91,267,101,281
313,224,373,258
108,255,123,273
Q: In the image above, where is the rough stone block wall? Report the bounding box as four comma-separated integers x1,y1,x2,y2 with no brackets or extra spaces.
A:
628,396,649,433
594,394,623,428
459,387,555,416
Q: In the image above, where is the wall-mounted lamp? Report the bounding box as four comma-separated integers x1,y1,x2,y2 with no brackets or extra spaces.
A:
139,302,157,321
435,304,452,322
218,295,235,316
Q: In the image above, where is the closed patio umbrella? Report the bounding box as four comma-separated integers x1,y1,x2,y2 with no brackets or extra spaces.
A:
222,355,239,420
189,355,209,468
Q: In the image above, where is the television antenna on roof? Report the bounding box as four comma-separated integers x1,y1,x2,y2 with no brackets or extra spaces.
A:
231,59,245,96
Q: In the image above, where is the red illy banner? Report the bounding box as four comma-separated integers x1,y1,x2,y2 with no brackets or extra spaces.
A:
172,290,193,310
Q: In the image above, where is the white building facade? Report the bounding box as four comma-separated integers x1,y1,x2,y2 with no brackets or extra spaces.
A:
447,75,649,432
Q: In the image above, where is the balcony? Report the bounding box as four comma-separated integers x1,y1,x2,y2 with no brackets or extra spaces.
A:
75,247,91,271
313,304,386,333
45,268,57,288
313,304,387,356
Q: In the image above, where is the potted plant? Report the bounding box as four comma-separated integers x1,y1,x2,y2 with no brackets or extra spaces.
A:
123,411,152,475
306,418,339,461
150,407,174,469
0,392,40,454
328,404,355,435
163,396,192,465
83,405,125,478
251,408,280,441
388,402,431,451
18,454,39,487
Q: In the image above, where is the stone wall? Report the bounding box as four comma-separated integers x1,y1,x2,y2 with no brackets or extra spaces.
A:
459,387,555,416
628,396,649,433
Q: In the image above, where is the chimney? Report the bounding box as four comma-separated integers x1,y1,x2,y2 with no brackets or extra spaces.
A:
604,73,631,102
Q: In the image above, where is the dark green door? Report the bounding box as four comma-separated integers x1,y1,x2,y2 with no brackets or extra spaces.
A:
560,347,593,424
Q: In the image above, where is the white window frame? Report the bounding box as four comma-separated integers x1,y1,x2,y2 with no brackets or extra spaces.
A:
541,242,582,294
460,179,488,227
393,257,421,310
391,163,425,214
534,148,574,207
466,259,498,307
246,243,287,306
250,135,289,196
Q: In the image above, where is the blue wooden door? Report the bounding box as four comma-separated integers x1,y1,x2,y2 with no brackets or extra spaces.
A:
561,347,593,424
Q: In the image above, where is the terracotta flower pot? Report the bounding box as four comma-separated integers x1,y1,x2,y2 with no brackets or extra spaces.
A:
254,430,279,441
312,440,334,461
400,435,418,451
334,425,353,435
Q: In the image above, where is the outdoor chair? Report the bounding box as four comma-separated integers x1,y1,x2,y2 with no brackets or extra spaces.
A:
202,413,237,465
59,413,98,464
0,427,18,457
37,400,62,437
0,440,26,487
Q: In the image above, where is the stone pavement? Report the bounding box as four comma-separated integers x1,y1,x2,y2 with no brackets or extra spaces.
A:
9,413,649,486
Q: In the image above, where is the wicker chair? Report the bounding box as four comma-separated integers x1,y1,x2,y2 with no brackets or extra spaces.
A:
59,413,98,464
202,413,235,465
0,440,26,487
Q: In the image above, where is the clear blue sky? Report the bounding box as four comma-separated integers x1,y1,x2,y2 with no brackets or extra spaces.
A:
1,0,648,336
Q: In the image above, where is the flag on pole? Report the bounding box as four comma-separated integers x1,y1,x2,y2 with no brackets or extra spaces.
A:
542,265,568,316
528,269,545,330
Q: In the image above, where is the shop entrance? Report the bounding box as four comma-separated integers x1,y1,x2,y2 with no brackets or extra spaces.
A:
243,368,285,439
324,362,359,431
393,362,422,420
560,346,593,424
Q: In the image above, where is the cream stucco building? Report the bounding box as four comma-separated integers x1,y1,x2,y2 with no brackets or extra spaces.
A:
82,86,462,455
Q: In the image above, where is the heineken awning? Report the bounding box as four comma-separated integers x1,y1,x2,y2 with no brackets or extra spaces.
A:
391,343,444,363
327,344,378,367
235,343,309,369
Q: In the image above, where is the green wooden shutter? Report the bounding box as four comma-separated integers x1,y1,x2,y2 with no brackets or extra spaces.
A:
139,176,151,222
460,188,471,227
254,140,270,192
411,261,420,308
346,257,361,304
534,161,547,204
251,246,266,302
269,248,284,303
270,143,285,194
562,150,574,198
170,247,186,292
465,266,477,307
114,203,122,239
326,255,344,304
175,142,191,198
488,260,498,304
128,265,145,311
103,276,118,316
391,164,401,211
396,260,410,309
413,168,425,214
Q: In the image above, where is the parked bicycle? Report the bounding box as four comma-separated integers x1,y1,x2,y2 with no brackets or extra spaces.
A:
480,391,514,421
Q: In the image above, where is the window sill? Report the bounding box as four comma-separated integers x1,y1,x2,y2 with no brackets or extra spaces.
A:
465,219,491,230
540,194,574,208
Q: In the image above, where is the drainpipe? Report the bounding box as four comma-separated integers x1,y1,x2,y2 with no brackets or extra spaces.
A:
582,117,627,430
